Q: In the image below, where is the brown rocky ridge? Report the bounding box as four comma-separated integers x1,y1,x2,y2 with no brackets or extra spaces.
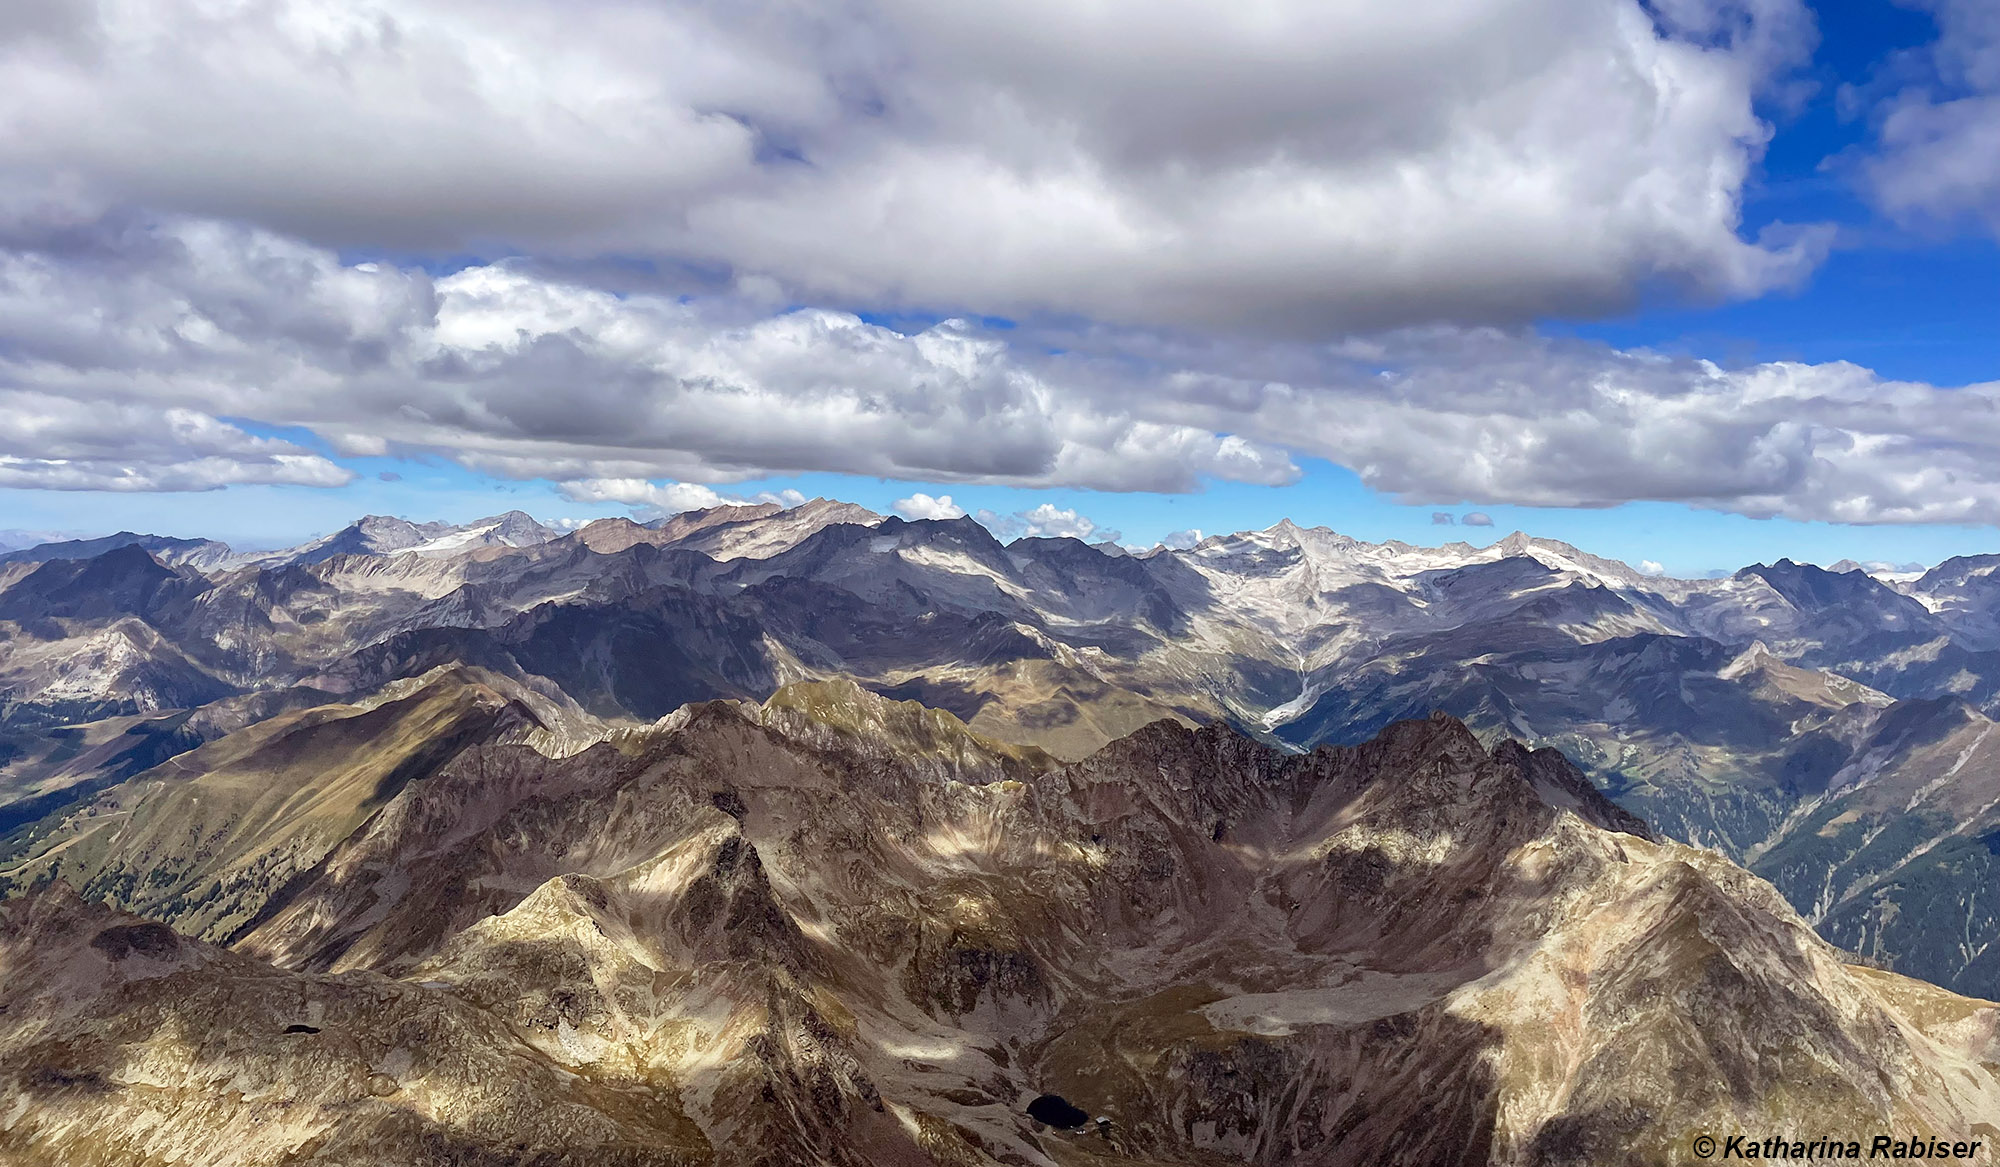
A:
2,681,1996,1166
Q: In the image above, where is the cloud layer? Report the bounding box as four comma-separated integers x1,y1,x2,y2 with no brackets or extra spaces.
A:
0,215,1294,493
0,398,348,491
0,0,1822,333
3,211,2000,524
1110,327,2000,524
1,3,1993,527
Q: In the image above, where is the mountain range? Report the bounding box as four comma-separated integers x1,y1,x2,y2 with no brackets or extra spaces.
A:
3,499,2000,1164
6,678,1997,1165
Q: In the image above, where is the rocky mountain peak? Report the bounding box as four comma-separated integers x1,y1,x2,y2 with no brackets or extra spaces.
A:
570,515,655,553
1739,557,1897,603
879,512,1010,551
1264,517,1308,543
790,497,884,525
0,543,201,626
270,514,444,565
657,497,887,562
1489,737,1656,840
477,509,561,544
645,501,785,539
757,677,1053,779
1486,530,1655,585
0,531,233,569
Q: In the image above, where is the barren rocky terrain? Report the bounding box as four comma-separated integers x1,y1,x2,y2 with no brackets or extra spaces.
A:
6,681,1996,1165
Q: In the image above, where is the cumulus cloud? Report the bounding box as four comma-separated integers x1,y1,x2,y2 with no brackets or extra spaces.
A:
1431,512,1456,525
0,215,1294,494
7,0,1932,526
0,392,348,491
894,492,967,520
1069,326,2000,525
553,479,808,519
7,210,2000,525
0,0,1822,334
1461,512,1496,527
1639,559,1667,576
556,478,727,516
1159,529,1204,550
1859,0,2000,232
974,504,1118,543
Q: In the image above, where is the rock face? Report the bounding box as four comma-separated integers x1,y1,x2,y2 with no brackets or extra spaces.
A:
6,499,2000,999
4,684,1996,1166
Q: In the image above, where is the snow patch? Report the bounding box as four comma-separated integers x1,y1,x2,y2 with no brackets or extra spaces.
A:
1261,682,1326,729
405,522,502,555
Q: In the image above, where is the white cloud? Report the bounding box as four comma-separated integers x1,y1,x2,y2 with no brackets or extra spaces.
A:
1859,0,2000,233
556,478,726,516
1431,512,1456,525
1461,512,1496,527
552,479,807,519
973,503,1118,543
0,217,1294,494
893,492,966,520
1639,559,1666,576
0,393,349,492
8,211,2000,526
11,0,1943,527
1088,327,2000,525
0,0,1822,334
1159,529,1204,550
386,269,1299,492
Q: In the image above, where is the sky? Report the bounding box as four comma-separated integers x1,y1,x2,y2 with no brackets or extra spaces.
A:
1,0,1998,577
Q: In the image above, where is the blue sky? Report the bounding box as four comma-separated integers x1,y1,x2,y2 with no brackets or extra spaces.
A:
2,0,1998,577
1565,2,1996,387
